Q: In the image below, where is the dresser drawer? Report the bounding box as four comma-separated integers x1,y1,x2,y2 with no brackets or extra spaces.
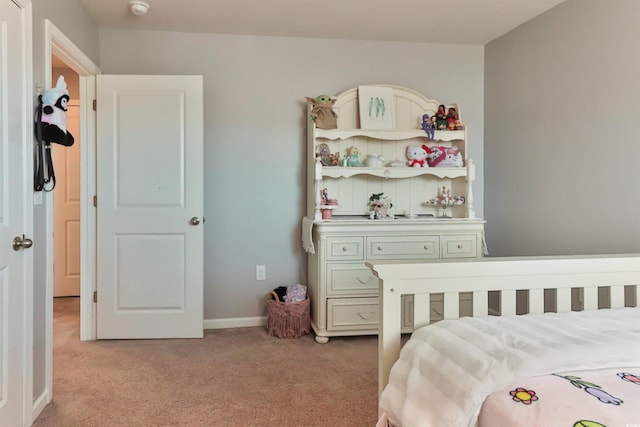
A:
327,298,379,331
367,236,439,260
326,237,364,261
441,235,478,258
326,263,379,296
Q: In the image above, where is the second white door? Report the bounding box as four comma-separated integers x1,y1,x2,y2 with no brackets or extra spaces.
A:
96,75,204,339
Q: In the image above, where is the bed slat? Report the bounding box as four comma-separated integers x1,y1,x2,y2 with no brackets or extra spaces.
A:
584,286,598,310
529,288,544,314
473,290,488,316
443,292,459,319
557,287,571,312
501,289,516,316
413,293,430,329
611,285,625,308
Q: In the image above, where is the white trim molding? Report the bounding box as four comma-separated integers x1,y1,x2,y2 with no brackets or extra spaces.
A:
20,3,35,425
204,316,267,330
41,17,100,424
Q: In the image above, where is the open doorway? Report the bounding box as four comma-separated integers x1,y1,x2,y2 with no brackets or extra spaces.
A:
51,55,81,339
51,57,81,298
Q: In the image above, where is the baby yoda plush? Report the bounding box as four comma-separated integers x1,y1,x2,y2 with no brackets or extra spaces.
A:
306,95,338,130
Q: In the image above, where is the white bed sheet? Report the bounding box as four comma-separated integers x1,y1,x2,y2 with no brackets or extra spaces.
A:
379,308,640,427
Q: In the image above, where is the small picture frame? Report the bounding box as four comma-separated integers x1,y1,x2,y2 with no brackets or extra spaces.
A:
358,85,394,130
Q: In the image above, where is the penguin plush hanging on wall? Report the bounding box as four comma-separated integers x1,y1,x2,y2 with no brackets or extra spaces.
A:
40,75,74,146
34,75,75,191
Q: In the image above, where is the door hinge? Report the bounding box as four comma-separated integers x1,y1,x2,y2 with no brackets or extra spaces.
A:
93,195,97,207
92,99,97,111
93,291,97,303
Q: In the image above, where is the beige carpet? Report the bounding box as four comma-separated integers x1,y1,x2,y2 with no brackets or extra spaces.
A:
33,298,379,427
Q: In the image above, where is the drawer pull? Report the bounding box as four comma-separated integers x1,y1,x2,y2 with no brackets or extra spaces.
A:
423,245,429,250
342,246,348,252
457,244,464,249
357,311,375,320
377,246,383,251
357,276,372,284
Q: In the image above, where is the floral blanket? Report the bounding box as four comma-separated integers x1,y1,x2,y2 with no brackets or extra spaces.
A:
378,308,640,427
479,367,640,427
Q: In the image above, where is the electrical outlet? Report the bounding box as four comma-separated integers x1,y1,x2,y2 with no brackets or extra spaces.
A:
256,265,266,281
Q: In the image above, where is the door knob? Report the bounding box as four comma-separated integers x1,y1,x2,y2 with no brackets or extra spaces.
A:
189,217,200,226
12,235,33,251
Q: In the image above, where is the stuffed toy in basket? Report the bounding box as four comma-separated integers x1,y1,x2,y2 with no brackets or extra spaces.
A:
267,284,311,339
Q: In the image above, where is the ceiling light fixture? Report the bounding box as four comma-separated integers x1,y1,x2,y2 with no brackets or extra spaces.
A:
129,0,150,16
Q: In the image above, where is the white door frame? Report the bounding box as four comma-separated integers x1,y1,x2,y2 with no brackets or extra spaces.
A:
41,18,100,415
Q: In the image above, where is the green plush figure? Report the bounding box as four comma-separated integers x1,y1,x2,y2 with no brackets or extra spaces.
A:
306,95,338,130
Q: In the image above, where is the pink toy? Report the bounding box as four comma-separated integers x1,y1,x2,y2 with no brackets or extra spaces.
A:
426,146,463,168
406,144,430,168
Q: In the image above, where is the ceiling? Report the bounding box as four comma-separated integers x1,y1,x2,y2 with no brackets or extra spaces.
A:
78,0,567,45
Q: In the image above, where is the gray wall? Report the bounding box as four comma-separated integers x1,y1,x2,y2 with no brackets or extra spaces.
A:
31,0,99,403
484,0,640,256
98,29,485,320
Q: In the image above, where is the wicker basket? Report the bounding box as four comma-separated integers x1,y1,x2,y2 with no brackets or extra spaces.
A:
266,292,311,339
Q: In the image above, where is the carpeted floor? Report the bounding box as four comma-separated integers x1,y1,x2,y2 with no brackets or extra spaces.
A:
33,297,379,427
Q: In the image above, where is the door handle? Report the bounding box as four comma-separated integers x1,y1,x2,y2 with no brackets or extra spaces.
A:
189,217,200,226
12,235,33,251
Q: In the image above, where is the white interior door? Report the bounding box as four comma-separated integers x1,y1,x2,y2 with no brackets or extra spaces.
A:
96,75,203,339
53,101,80,297
0,1,30,425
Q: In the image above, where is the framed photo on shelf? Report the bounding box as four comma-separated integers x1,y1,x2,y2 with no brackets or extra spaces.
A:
358,85,394,130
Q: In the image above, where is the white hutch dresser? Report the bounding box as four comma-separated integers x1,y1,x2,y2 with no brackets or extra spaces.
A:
303,85,485,343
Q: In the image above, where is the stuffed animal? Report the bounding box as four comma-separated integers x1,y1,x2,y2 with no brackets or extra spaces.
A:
426,146,463,168
39,75,74,146
346,146,363,167
368,193,394,219
306,95,338,130
406,144,430,168
364,153,385,167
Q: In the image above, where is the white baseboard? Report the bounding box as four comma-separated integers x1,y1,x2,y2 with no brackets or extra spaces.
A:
32,387,51,423
204,316,266,330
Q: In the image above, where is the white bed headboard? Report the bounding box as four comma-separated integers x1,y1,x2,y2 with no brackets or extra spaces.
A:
368,254,640,398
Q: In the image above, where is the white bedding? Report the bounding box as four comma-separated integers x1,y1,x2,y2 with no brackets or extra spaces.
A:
379,308,640,427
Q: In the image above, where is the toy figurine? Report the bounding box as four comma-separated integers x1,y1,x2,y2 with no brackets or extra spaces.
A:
345,146,363,167
446,107,463,130
420,113,434,139
434,104,447,130
306,95,338,130
320,188,337,206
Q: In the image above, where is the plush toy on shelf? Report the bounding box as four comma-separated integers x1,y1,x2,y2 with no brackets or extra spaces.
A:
406,144,430,168
346,146,364,167
426,145,463,168
364,153,385,167
368,193,394,219
306,94,338,130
